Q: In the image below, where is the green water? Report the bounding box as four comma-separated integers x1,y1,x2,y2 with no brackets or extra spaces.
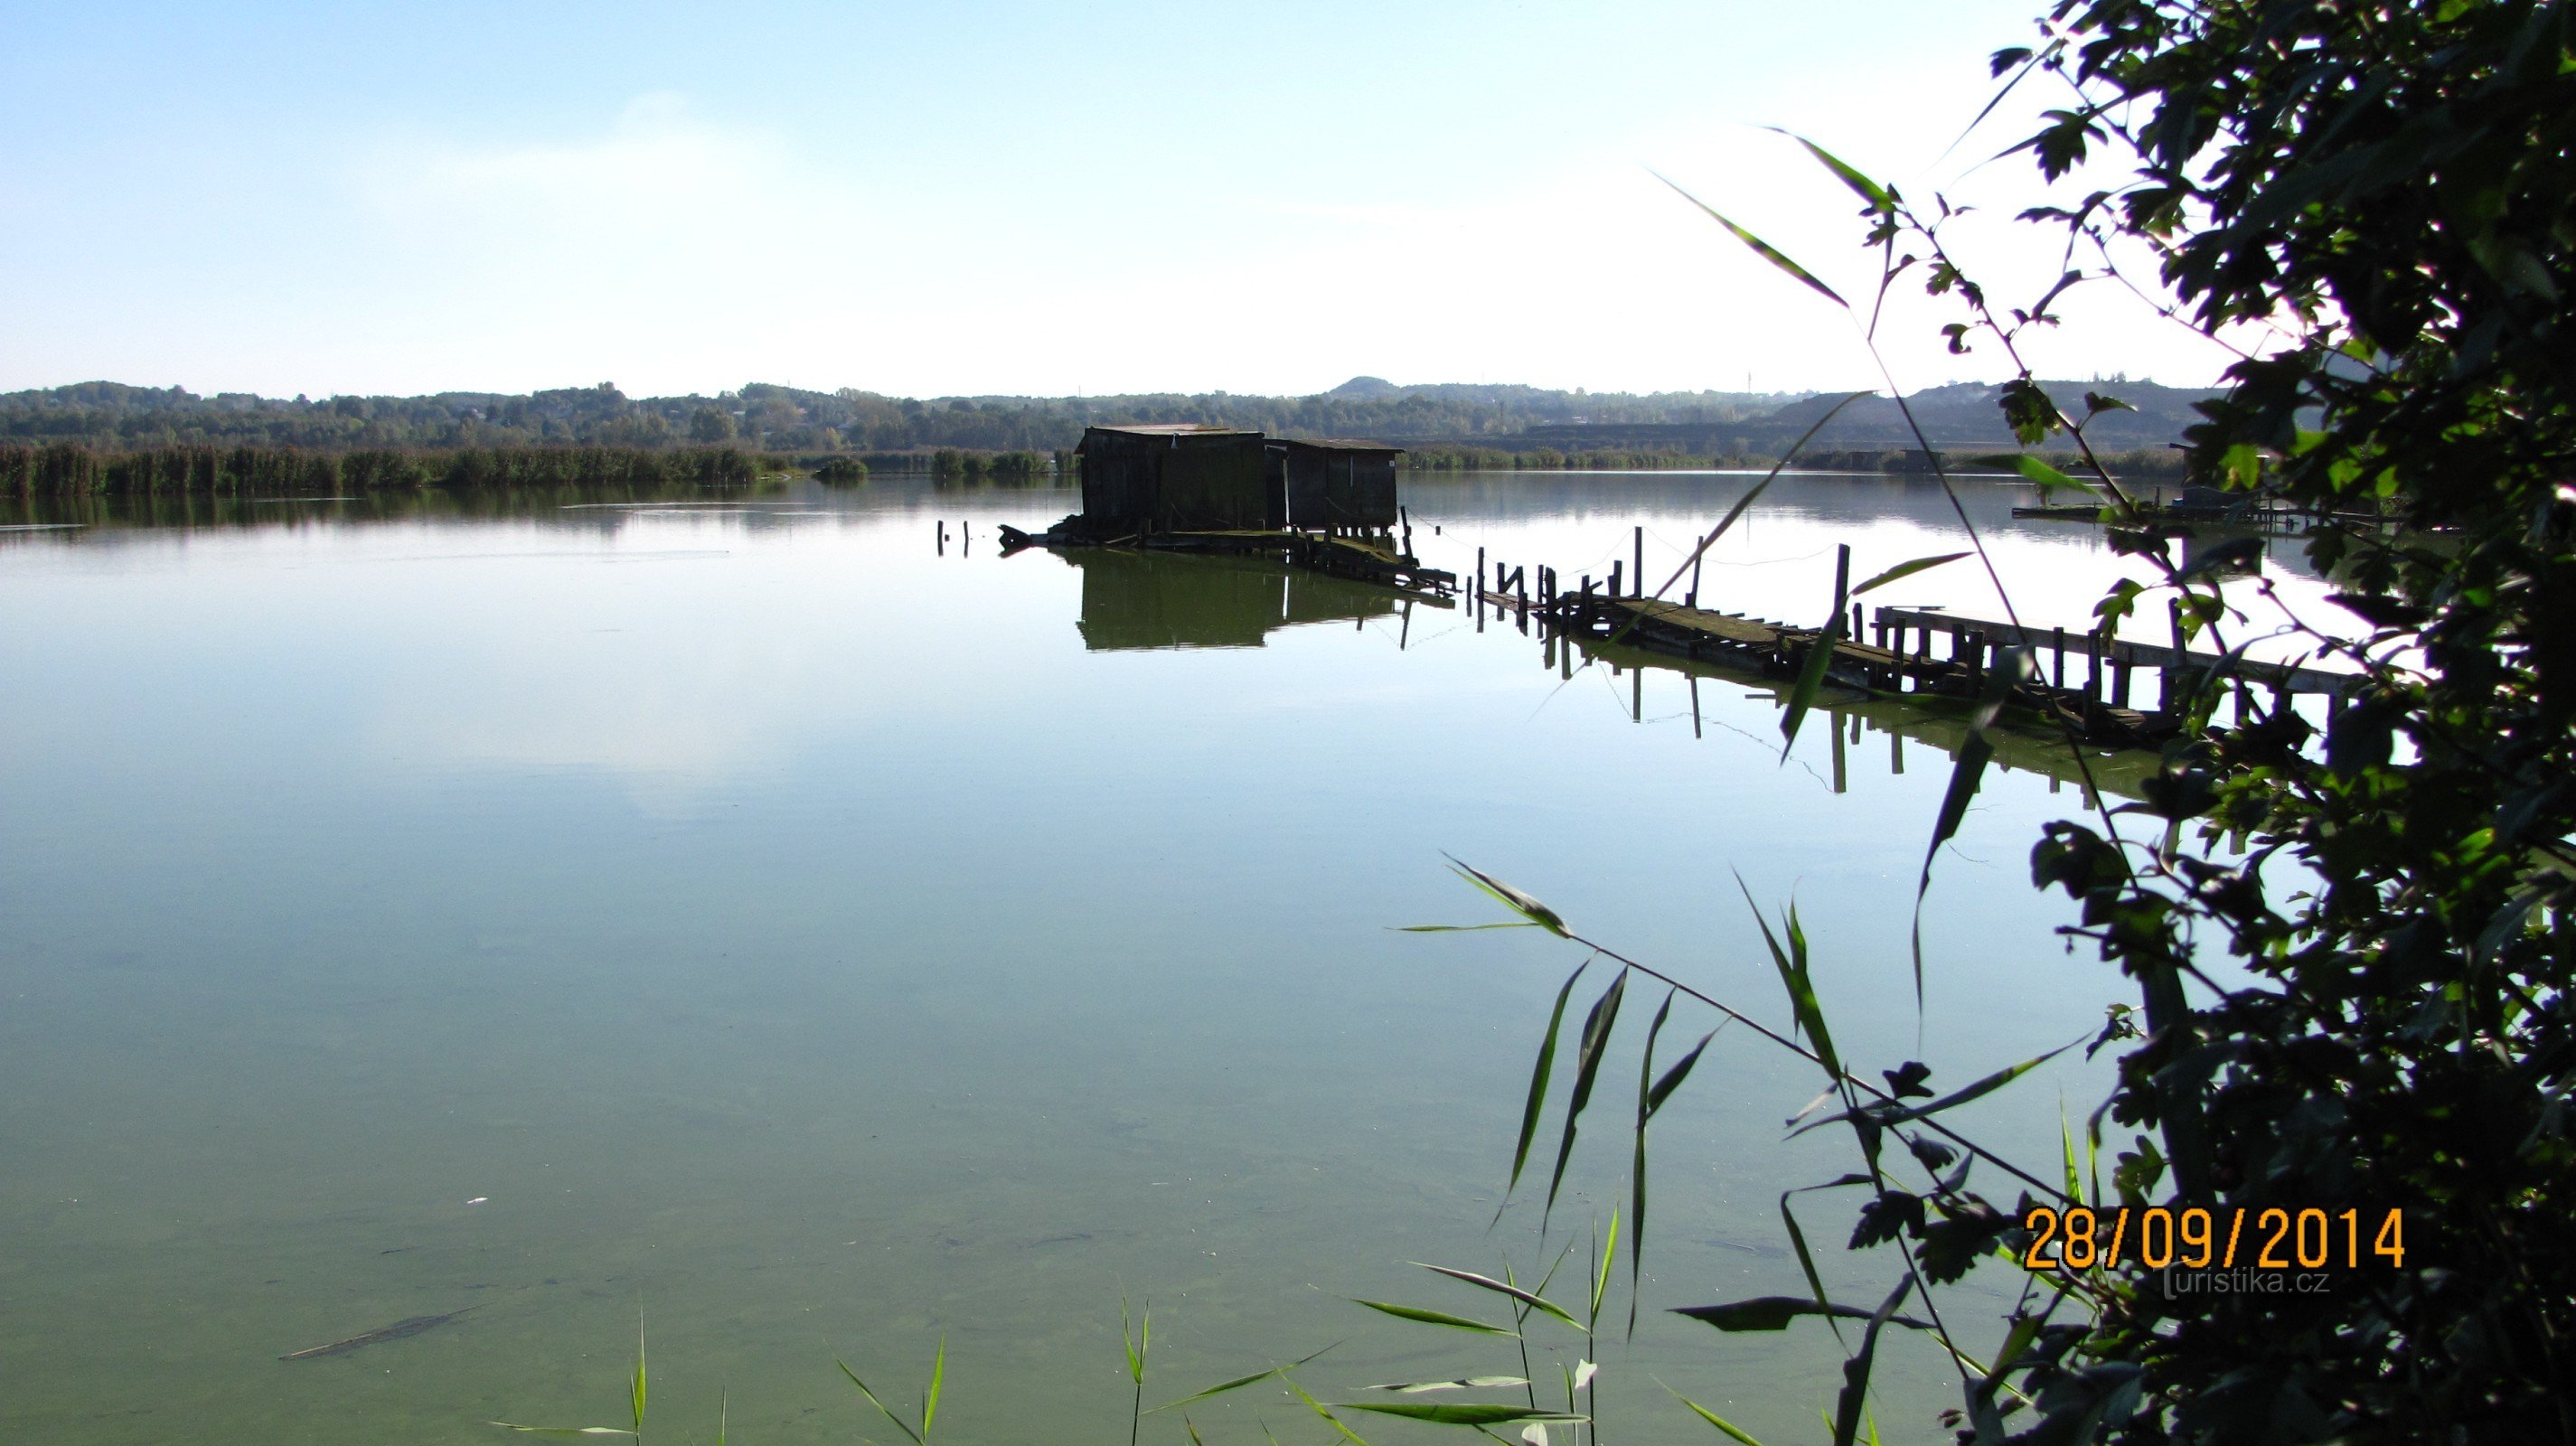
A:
0,474,2329,1443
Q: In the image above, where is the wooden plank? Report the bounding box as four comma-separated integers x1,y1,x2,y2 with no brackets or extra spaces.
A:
1872,606,2355,694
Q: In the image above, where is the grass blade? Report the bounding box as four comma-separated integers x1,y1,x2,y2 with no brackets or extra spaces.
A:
1352,1300,1518,1337
1444,857,1569,936
1777,600,1846,760
1546,972,1630,1225
1152,1344,1340,1413
1505,958,1592,1211
1736,878,1840,1082
1629,991,1676,1337
1778,1191,1849,1351
1768,130,1895,213
1672,1295,1932,1333
1625,391,1868,614
1666,1387,1767,1446
631,1316,646,1441
923,1337,944,1442
1411,1264,1580,1329
1286,1380,1373,1446
1646,1030,1718,1116
1333,1405,1586,1427
1829,1280,1914,1446
1361,1377,1534,1394
489,1428,635,1438
1790,1042,2076,1137
1850,552,1971,596
1654,172,1849,307
1970,453,2101,504
835,1360,926,1446
1911,647,2035,1009
1590,1207,1620,1328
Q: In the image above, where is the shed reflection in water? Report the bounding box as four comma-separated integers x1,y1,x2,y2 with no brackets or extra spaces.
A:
1062,548,1403,652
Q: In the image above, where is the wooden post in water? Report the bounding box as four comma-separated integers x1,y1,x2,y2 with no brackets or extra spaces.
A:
936,521,945,555
1688,551,1703,607
1690,674,1703,738
2161,597,2187,712
1832,545,1850,634
1830,709,1847,793
2086,629,2105,703
1631,666,1641,722
1608,560,1622,600
2052,626,2067,690
2113,653,2135,708
1633,526,1643,598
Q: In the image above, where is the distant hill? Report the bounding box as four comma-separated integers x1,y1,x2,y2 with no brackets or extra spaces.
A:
0,376,2213,458
1761,378,2216,450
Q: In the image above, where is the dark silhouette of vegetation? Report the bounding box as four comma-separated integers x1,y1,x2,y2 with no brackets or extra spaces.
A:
0,441,771,498
0,377,2218,464
1432,4,2576,1445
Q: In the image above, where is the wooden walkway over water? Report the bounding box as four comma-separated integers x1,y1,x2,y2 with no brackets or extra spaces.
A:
1468,531,2360,748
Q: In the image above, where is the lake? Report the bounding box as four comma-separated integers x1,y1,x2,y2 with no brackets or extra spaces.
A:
0,471,2333,1444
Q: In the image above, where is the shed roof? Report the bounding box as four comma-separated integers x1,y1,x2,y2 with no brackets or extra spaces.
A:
1087,423,1259,437
1271,437,1406,453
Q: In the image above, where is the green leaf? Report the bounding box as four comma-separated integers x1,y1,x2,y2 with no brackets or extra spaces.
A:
1790,1042,2075,1137
1777,591,1846,761
1970,452,2097,502
1409,1264,1580,1329
1629,991,1675,1338
1671,1297,1931,1333
1666,1389,1767,1446
1351,1300,1518,1337
630,1316,646,1440
1653,172,1850,307
1830,1280,1914,1446
1360,1377,1533,1394
1444,857,1570,936
1504,958,1589,1210
1547,972,1630,1223
1646,1030,1717,1116
1591,1206,1620,1325
1770,130,1895,213
1286,1380,1373,1446
1911,647,2034,1009
836,1360,926,1446
1150,1344,1339,1413
488,1427,635,1438
1737,879,1839,1081
1850,552,1971,596
924,1337,945,1441
1332,1405,1587,1427
1398,922,1544,933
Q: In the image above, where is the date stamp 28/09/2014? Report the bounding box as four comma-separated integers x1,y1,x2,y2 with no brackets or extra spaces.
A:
2018,1205,2406,1282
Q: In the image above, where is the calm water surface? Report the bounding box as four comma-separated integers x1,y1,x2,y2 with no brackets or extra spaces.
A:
0,473,2336,1443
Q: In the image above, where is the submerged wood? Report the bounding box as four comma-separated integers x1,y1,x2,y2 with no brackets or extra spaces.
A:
277,1306,475,1360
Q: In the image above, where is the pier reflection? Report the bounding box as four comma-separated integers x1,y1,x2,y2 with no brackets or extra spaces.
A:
1565,632,2158,802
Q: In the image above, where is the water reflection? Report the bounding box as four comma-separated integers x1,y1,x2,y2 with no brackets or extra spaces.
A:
1061,549,1405,651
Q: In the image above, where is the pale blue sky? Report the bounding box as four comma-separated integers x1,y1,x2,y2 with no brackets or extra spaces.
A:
0,1,2239,398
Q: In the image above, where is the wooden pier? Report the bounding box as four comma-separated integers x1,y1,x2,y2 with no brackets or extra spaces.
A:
1464,538,2359,748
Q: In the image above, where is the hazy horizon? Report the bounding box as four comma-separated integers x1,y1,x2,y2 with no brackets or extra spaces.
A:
5,1,2258,401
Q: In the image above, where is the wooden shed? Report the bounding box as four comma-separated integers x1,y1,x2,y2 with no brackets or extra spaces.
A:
1076,425,1279,534
1267,438,1404,531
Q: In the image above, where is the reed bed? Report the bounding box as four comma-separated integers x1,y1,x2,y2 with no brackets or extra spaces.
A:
0,442,776,498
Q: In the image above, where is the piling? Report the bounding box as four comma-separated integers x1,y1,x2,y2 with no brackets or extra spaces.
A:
1632,526,1643,598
